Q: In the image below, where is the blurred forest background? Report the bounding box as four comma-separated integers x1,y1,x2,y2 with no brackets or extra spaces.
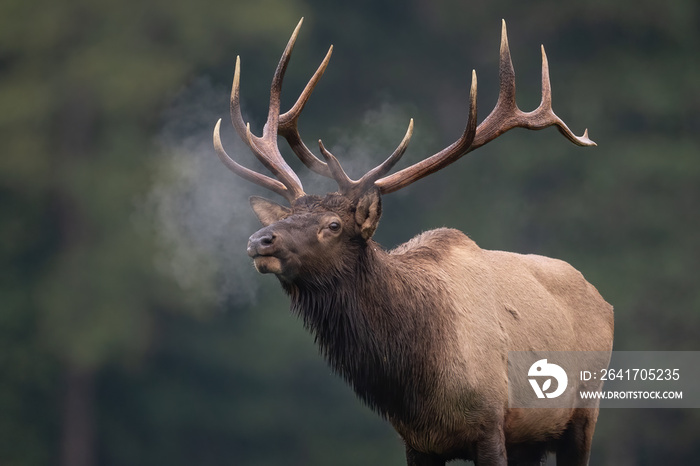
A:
1,0,698,465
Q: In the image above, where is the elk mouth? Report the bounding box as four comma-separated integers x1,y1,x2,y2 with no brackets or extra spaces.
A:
251,254,284,275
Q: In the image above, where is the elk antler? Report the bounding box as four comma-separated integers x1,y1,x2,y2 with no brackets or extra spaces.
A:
213,18,333,203
215,19,595,202
373,20,595,194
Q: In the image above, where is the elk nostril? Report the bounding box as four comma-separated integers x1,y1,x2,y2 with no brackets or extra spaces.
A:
248,229,277,256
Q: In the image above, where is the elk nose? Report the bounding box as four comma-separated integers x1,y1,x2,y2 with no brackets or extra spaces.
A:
247,230,276,257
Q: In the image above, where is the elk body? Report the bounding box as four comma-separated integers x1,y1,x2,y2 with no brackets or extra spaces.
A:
213,19,614,466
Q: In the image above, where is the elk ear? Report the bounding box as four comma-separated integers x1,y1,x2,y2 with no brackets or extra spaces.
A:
354,189,382,240
250,196,291,226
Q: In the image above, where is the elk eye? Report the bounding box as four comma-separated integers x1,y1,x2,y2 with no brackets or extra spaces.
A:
328,221,341,232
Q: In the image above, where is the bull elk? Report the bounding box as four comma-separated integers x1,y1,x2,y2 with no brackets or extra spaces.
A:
213,18,614,466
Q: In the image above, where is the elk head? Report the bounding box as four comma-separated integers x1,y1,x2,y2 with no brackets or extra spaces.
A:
213,18,595,283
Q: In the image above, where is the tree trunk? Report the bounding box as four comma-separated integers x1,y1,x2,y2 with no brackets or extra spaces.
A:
60,364,95,466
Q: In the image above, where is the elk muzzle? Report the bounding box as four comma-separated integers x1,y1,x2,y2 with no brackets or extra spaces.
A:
247,228,284,275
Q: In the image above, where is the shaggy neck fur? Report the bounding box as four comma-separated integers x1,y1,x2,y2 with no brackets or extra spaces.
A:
281,239,444,424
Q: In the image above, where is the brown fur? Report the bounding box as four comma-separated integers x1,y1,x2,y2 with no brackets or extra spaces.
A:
246,191,614,466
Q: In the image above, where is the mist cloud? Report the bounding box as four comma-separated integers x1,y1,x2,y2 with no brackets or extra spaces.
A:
146,77,262,305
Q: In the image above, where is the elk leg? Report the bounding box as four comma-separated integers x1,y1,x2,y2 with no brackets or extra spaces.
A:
405,446,445,466
555,408,598,466
474,425,508,466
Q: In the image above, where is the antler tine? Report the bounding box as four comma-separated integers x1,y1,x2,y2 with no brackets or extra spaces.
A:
213,119,293,201
318,140,354,193
359,118,414,184
229,56,248,142
469,20,596,150
375,70,478,194
316,119,414,197
264,18,303,138
279,46,334,178
220,18,308,203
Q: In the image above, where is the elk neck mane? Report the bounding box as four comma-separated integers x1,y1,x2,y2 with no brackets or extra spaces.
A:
280,228,464,423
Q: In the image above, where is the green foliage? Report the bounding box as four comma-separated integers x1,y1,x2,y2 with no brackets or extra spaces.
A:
1,0,698,465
